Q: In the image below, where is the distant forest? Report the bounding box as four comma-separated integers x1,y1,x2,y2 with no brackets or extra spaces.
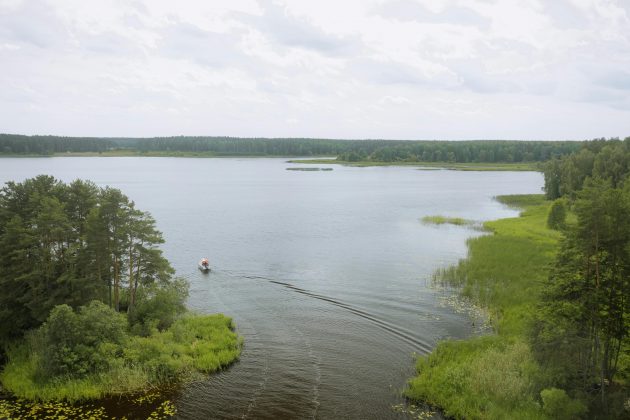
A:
0,134,591,163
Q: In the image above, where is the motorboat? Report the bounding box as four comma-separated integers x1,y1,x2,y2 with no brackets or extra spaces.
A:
198,258,211,272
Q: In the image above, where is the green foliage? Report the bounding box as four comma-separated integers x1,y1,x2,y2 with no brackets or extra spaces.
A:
0,175,243,406
35,301,127,378
126,314,241,383
406,337,546,420
540,388,587,420
546,198,567,230
0,176,174,347
543,137,630,199
129,278,189,336
532,179,630,404
1,306,241,401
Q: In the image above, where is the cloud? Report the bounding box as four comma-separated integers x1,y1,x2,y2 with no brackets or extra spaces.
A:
379,95,411,105
0,0,67,48
542,1,589,29
234,1,362,55
352,57,461,89
0,0,628,139
372,0,491,28
157,21,252,68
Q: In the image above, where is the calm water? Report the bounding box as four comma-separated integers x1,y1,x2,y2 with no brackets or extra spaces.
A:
0,158,543,419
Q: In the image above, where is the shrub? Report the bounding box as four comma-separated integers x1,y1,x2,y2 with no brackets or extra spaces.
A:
540,388,586,419
129,278,189,336
36,301,127,378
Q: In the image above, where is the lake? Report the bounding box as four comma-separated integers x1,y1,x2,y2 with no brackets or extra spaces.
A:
0,157,543,419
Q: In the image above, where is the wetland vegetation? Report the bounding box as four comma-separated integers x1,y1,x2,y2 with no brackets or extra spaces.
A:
421,216,474,226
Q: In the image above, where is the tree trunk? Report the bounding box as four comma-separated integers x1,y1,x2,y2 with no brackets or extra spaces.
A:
127,243,133,313
114,255,119,311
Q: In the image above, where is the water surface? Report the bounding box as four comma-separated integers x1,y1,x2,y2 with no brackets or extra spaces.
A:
0,157,543,419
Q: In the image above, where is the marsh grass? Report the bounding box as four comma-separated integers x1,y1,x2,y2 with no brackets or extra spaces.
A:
1,314,241,402
421,215,473,226
407,195,561,419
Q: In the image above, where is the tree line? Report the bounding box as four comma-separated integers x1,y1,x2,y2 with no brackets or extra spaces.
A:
543,137,630,200
534,138,630,415
0,133,584,163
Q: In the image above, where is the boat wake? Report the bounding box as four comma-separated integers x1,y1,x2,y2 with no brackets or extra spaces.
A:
230,272,433,354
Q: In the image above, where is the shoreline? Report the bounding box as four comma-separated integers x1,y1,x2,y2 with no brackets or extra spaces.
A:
406,194,560,418
0,153,541,171
289,159,540,171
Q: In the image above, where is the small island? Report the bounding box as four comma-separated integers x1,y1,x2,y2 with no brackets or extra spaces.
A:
0,176,242,418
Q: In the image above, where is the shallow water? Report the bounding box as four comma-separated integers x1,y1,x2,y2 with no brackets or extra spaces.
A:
0,157,543,419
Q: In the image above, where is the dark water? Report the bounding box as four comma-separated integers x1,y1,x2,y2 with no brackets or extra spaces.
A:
0,158,543,419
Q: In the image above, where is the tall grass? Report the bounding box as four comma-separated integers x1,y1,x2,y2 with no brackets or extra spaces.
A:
421,215,473,226
407,195,562,419
1,314,241,402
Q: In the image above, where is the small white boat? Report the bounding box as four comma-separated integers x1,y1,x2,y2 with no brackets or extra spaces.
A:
198,258,211,272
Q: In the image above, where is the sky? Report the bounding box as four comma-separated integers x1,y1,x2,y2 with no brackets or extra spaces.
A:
1,0,629,140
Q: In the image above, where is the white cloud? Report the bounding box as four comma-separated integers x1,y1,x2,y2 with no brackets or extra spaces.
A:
0,0,628,139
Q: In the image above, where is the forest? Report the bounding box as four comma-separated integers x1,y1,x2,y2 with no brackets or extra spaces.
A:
0,176,241,403
536,137,630,415
0,133,583,163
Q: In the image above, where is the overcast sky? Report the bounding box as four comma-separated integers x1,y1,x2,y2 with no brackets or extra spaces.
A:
1,0,629,139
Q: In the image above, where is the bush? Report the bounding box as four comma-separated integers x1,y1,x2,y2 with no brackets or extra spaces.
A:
129,278,189,336
540,388,586,419
36,301,127,378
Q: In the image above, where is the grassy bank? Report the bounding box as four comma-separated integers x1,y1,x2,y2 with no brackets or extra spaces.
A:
406,195,563,419
1,314,241,402
288,159,540,171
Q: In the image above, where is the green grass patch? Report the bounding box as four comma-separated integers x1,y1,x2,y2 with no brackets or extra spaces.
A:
495,194,548,208
421,215,473,226
407,194,563,419
0,314,241,402
406,336,546,420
